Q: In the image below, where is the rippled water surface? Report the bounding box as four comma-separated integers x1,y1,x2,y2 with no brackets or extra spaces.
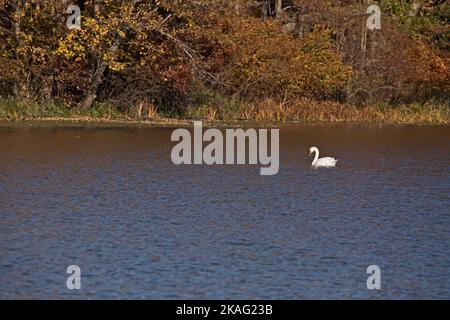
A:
0,124,449,299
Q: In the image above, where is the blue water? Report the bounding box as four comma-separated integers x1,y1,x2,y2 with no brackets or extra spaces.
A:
0,124,449,299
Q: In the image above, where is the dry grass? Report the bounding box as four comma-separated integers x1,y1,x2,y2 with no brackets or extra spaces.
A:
134,100,159,120
1,97,448,125
186,97,449,124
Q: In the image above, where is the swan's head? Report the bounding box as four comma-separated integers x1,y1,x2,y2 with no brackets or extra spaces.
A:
309,147,318,156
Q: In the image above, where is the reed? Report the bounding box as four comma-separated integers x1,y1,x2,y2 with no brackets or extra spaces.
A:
185,97,449,124
1,97,448,124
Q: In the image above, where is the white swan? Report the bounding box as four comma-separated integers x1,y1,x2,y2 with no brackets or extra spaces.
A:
309,147,338,168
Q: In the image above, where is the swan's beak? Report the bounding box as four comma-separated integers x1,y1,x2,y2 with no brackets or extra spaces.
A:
308,151,312,156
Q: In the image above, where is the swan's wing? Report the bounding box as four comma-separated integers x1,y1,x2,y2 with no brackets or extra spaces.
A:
316,157,338,167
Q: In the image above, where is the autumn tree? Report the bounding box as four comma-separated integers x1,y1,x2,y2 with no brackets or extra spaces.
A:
0,0,448,114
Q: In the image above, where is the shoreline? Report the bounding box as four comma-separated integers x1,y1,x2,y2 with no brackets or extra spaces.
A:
0,115,448,128
1,98,448,127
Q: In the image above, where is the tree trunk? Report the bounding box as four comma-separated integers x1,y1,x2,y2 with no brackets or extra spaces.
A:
79,40,119,110
79,1,102,109
275,0,282,17
94,0,101,18
79,0,141,110
14,1,21,36
408,1,423,17
361,16,367,67
42,76,54,101
80,60,106,110
360,0,371,67
13,0,24,97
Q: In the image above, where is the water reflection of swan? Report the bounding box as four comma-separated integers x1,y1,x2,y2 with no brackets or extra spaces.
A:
309,147,338,168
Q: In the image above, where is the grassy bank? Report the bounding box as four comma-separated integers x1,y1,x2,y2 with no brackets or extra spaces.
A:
186,97,449,124
0,97,448,125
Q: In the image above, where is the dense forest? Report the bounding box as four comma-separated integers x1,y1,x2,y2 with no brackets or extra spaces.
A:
0,0,448,121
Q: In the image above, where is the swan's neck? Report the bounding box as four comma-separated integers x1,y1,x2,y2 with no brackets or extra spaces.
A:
312,149,319,165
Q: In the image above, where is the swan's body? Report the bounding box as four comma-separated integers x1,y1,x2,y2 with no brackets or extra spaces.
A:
309,147,338,168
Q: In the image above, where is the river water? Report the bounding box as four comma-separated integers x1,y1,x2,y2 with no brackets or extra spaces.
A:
0,123,449,299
